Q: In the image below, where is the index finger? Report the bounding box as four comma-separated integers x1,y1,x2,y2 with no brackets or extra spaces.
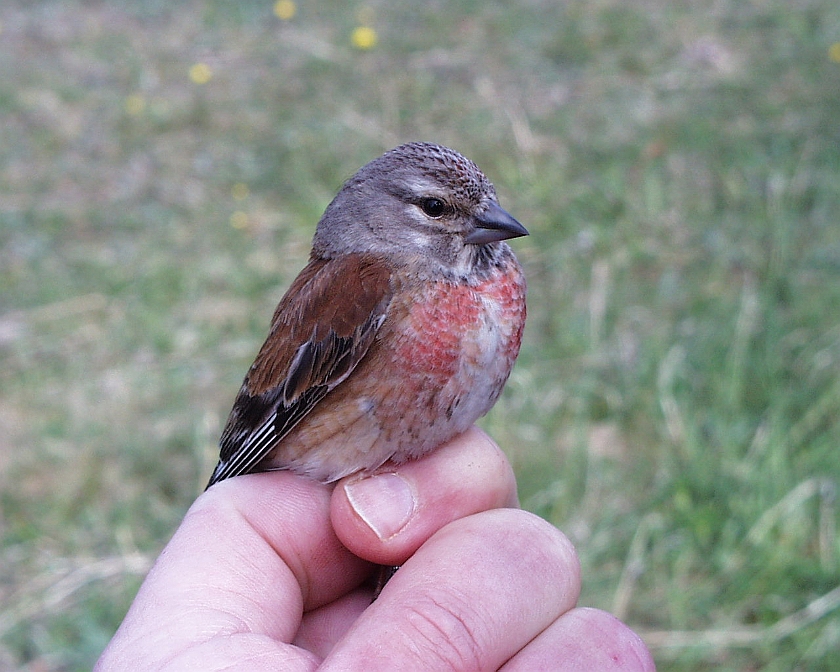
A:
96,473,368,670
320,509,581,671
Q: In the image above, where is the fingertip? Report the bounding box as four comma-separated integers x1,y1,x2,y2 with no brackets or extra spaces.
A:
567,608,656,672
331,427,519,565
342,472,418,541
501,607,655,672
451,426,519,506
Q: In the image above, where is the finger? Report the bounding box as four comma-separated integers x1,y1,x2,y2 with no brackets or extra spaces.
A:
294,428,518,653
331,426,518,565
293,590,371,659
500,608,655,672
97,473,368,670
196,474,370,610
319,509,581,671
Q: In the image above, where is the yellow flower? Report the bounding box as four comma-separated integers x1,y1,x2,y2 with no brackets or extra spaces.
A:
189,63,213,85
830,43,840,63
230,211,249,229
351,26,378,50
231,183,250,200
125,93,146,116
274,0,296,21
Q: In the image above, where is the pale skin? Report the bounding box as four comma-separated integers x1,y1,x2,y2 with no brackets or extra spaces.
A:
96,428,655,671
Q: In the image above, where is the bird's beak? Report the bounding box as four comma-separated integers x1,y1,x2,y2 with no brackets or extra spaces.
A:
465,203,529,245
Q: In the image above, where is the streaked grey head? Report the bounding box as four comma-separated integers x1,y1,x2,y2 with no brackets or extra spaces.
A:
312,142,527,274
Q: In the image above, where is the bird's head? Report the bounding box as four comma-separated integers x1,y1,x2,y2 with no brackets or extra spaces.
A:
313,142,528,277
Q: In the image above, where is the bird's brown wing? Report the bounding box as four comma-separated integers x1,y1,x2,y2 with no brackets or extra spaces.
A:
207,252,393,487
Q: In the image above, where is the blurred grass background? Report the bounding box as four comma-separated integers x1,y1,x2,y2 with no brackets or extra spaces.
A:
1,0,840,669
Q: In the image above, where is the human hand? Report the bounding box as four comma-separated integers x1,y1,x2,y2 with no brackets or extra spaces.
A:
96,427,653,671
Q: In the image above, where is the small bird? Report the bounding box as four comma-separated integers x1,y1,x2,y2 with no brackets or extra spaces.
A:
207,142,527,489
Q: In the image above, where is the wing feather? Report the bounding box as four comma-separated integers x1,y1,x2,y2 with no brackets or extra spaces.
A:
207,253,392,488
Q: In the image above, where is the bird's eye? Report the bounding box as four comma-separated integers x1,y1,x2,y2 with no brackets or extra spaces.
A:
420,198,446,218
